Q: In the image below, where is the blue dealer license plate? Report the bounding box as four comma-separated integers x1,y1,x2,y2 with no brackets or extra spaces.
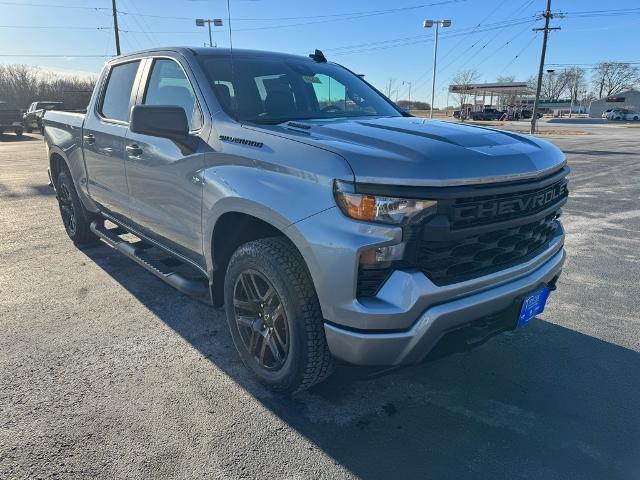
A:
517,287,551,328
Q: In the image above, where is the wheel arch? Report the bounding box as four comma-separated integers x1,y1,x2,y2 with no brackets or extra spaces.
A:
207,207,313,307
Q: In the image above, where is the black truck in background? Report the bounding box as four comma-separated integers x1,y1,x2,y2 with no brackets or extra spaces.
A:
23,101,64,133
0,101,23,137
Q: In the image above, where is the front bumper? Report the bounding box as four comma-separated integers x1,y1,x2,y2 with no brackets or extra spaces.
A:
324,247,565,366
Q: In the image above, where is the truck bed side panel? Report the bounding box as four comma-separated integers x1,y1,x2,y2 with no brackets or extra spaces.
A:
43,111,98,212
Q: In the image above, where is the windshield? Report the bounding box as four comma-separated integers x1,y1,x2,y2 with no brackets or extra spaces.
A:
198,55,401,124
37,103,61,110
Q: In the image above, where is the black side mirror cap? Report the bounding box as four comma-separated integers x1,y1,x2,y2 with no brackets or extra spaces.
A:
130,105,189,140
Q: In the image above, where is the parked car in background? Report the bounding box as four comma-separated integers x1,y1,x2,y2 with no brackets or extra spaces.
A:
0,101,23,137
520,109,543,120
601,109,613,119
606,109,640,121
23,101,64,133
470,108,504,121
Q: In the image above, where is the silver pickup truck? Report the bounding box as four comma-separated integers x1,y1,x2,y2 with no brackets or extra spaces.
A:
44,47,568,392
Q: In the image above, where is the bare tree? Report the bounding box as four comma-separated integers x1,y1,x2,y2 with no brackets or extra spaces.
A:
564,67,586,103
592,62,640,98
495,75,516,108
384,78,397,99
0,64,96,110
451,69,481,109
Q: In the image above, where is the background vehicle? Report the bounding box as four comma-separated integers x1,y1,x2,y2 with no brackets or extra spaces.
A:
43,47,568,393
601,108,613,119
23,101,63,133
520,109,543,120
606,108,640,121
0,101,24,137
470,108,504,121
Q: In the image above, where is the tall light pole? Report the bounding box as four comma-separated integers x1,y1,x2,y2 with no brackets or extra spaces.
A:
196,18,223,47
423,19,451,119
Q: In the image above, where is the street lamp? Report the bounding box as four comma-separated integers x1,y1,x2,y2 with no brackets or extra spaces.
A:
196,18,223,47
424,19,451,119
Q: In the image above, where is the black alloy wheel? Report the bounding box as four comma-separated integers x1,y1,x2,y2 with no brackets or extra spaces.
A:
57,182,77,237
233,269,289,371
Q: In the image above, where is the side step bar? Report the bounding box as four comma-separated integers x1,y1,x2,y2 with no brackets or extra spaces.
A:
90,220,210,302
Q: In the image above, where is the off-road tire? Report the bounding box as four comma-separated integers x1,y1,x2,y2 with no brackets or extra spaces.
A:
56,168,98,245
224,237,335,393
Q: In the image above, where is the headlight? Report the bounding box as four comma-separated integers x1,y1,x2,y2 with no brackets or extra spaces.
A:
333,180,437,225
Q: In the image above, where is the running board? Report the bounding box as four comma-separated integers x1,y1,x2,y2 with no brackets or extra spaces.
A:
90,220,210,302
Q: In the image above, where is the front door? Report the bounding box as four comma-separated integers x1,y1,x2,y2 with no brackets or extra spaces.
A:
125,57,207,264
83,60,142,217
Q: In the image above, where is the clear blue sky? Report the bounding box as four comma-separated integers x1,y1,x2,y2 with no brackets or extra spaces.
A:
1,0,639,106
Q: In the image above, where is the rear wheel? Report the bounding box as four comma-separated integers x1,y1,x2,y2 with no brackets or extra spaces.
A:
56,168,98,245
224,237,334,393
15,128,23,137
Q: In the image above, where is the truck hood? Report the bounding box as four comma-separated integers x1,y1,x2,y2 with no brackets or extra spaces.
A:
261,117,566,186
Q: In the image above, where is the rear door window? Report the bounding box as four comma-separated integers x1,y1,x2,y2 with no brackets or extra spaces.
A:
100,61,140,122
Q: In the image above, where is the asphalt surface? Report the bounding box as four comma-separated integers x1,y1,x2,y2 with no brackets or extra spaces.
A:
1,125,639,479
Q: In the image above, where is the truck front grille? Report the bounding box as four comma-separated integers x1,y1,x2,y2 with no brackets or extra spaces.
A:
355,168,568,297
414,213,560,286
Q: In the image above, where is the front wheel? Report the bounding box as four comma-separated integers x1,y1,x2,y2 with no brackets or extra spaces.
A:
56,168,98,244
224,237,335,393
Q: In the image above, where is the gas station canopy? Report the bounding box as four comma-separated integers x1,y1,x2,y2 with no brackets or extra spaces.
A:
448,82,533,95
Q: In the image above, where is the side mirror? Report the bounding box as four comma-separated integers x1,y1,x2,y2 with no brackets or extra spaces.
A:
130,105,189,140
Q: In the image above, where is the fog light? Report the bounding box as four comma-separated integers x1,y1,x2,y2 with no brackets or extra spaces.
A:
359,243,405,268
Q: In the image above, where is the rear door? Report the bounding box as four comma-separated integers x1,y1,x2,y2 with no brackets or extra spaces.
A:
124,56,208,264
83,59,144,218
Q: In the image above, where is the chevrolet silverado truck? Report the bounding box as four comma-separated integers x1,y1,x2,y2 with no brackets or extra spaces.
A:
44,47,568,392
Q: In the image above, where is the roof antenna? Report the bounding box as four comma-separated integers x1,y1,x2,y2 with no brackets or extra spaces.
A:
309,49,327,63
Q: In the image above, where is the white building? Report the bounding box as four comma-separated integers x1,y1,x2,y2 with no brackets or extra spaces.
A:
589,90,640,118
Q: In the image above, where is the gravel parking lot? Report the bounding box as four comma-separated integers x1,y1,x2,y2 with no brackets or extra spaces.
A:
1,125,639,479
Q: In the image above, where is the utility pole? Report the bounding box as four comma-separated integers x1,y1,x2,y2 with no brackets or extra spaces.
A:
530,0,560,134
423,19,451,119
111,0,121,55
402,80,412,109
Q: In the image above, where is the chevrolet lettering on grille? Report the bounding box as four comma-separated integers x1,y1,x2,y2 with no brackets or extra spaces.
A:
452,181,567,225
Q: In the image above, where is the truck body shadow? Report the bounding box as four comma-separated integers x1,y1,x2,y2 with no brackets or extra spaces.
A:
80,244,640,480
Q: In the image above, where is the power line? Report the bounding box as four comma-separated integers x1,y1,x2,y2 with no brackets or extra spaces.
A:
328,18,537,57
497,32,539,75
116,0,473,22
0,1,109,10
0,54,114,58
0,25,111,30
408,0,536,97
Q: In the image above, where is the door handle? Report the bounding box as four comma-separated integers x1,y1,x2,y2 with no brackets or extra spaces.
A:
126,144,143,157
83,134,95,145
